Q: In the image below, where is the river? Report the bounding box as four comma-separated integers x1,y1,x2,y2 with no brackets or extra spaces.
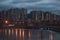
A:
0,28,60,40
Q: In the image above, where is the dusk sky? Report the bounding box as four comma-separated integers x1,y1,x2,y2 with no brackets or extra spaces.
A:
0,0,60,15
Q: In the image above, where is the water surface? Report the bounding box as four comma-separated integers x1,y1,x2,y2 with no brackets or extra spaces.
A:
0,28,60,40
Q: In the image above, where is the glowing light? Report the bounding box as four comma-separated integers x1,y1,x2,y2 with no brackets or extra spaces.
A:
21,29,24,38
49,31,53,40
16,29,18,37
20,29,21,37
5,20,8,24
4,20,9,25
9,29,11,36
28,30,30,38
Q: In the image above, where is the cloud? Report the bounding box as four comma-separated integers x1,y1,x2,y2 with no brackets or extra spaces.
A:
0,0,7,2
0,0,60,15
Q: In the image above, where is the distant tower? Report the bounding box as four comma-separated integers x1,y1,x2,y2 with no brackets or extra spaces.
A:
46,13,49,21
49,13,50,21
42,13,44,21
36,13,38,21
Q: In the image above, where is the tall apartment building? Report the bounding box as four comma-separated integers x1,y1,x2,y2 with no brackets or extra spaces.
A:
56,15,60,21
44,12,50,21
30,11,44,22
44,12,56,21
0,8,27,24
7,8,27,22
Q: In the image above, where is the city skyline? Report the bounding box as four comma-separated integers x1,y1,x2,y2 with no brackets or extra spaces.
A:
0,0,60,15
0,8,60,21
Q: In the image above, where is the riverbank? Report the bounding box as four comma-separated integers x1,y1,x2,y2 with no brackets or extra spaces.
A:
0,26,60,33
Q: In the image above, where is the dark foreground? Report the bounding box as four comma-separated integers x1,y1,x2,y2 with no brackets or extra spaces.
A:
0,28,60,40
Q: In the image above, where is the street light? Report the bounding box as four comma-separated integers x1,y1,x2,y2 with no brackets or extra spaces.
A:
5,20,8,24
4,20,9,25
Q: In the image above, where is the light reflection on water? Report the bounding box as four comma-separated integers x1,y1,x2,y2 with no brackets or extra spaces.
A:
12,29,13,35
8,29,11,36
49,31,53,40
0,29,60,40
28,30,30,38
19,29,21,37
16,29,18,37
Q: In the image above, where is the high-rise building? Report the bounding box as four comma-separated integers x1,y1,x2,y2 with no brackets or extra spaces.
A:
0,8,27,25
44,12,50,21
30,11,44,22
53,14,57,21
7,8,27,22
44,12,54,21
